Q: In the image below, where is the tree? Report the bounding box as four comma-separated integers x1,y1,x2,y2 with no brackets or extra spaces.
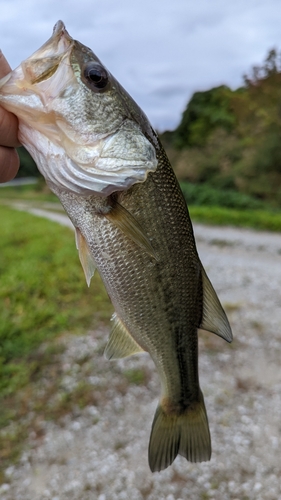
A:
173,86,236,149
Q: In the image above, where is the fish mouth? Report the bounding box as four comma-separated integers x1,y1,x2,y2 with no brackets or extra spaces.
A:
22,21,73,86
0,20,74,104
0,21,158,196
53,20,70,39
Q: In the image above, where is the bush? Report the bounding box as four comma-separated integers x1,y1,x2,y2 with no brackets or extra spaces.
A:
180,182,267,210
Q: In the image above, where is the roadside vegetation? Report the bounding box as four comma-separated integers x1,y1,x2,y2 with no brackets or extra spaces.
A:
178,182,281,231
2,180,281,233
0,206,112,474
160,48,281,213
0,206,112,396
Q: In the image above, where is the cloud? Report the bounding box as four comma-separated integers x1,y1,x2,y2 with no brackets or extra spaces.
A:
1,0,281,130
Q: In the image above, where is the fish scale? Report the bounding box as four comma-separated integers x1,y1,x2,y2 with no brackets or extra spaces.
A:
56,144,207,426
0,20,232,472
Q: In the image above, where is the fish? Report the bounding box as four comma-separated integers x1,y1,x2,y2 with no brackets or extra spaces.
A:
0,21,232,472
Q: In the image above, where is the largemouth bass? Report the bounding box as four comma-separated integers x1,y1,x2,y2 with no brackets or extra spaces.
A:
0,21,232,472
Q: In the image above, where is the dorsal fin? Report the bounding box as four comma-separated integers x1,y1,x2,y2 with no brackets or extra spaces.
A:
199,265,232,343
104,313,144,360
75,227,96,287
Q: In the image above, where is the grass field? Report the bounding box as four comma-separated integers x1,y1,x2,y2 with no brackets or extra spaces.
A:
0,206,112,395
189,205,281,232
0,205,113,471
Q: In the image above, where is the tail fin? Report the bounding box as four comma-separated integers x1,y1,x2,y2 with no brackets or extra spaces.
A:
148,391,211,472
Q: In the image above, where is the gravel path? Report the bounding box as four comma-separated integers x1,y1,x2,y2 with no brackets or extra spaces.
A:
2,204,281,500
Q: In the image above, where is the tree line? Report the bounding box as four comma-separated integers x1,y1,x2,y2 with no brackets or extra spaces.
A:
160,49,281,206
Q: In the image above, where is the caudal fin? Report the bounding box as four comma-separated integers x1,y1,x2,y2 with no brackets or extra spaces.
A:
148,391,211,472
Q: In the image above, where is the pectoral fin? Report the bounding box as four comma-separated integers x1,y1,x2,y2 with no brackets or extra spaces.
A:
200,265,233,343
105,202,157,260
75,228,96,287
104,313,144,360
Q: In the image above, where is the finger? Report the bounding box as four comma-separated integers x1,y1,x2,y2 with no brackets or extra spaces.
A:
0,146,20,183
0,51,21,147
0,105,21,147
0,49,12,76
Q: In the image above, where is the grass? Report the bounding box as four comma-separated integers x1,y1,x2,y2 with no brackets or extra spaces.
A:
123,368,148,385
0,180,58,203
178,181,281,231
188,205,281,232
0,205,113,472
0,206,112,395
180,181,268,210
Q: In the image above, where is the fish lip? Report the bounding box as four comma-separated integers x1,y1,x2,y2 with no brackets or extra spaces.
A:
52,20,67,37
51,20,73,47
0,21,75,98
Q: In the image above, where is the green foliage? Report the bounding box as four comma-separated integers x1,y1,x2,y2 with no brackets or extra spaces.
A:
161,49,281,206
180,182,267,210
0,183,58,202
0,206,111,396
180,181,281,231
173,86,236,149
189,205,281,232
243,48,281,85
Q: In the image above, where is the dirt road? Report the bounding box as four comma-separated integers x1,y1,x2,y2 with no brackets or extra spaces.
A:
1,203,281,500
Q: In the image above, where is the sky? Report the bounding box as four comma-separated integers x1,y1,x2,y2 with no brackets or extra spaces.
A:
1,0,281,131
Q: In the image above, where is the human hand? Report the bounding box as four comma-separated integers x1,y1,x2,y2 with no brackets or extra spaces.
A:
0,51,21,183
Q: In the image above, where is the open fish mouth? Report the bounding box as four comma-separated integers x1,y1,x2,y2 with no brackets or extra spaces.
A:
0,21,158,195
21,21,73,87
0,21,74,104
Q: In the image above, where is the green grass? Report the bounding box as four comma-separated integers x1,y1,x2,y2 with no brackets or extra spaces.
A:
178,181,281,232
180,182,268,210
188,205,281,232
123,368,147,385
0,206,111,397
0,205,113,472
0,182,58,203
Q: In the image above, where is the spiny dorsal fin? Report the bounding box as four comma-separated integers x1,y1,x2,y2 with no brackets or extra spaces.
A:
75,227,96,287
105,201,157,260
200,265,233,343
104,313,144,360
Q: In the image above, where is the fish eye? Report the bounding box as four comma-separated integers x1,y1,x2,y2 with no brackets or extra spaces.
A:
83,62,108,90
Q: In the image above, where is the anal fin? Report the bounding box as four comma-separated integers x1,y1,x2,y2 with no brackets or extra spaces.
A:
104,313,144,360
75,227,96,287
200,265,233,343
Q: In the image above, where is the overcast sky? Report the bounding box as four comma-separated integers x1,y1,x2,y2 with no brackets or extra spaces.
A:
1,0,281,131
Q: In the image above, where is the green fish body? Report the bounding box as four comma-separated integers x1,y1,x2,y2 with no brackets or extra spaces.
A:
0,21,232,471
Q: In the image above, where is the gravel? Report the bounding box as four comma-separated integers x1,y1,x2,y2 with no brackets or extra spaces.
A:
2,216,281,500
